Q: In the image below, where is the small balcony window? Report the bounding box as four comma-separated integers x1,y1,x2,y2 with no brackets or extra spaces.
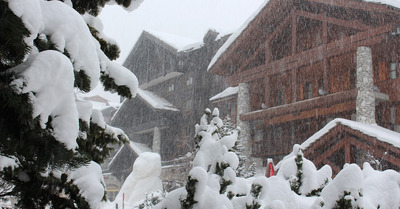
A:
305,82,313,99
168,84,174,92
390,62,397,79
186,77,193,85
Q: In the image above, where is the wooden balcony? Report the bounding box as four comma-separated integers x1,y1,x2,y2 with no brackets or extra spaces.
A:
241,89,358,125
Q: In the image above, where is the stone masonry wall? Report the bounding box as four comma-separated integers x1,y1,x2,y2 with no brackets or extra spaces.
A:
237,83,252,166
356,46,375,124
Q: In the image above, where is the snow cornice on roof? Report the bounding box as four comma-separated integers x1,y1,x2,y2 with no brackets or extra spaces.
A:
108,141,151,168
302,118,400,150
210,86,238,101
137,88,179,112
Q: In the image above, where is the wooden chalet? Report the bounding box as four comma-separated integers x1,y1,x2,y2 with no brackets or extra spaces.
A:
112,30,229,161
300,118,400,174
208,0,400,163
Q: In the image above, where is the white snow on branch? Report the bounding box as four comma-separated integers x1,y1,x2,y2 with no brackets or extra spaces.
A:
9,51,79,150
0,156,19,171
69,161,105,209
8,0,139,96
107,0,144,12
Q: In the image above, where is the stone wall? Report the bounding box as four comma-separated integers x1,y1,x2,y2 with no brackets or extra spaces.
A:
236,83,252,168
356,46,375,124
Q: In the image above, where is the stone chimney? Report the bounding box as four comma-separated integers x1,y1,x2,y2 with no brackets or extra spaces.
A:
236,83,252,168
356,46,375,124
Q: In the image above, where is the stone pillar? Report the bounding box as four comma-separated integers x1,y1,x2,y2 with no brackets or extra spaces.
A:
356,46,375,124
152,127,161,154
237,83,252,166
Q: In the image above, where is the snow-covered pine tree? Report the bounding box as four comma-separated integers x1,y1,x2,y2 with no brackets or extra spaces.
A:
290,150,304,195
157,108,239,209
0,0,140,208
245,183,262,209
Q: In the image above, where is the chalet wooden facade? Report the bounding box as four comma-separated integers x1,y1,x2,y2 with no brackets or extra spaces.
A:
209,0,400,163
112,30,229,161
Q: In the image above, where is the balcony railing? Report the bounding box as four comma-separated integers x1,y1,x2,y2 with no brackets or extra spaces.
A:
242,89,358,122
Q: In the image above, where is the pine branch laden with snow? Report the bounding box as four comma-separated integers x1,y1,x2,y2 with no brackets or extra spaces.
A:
0,0,140,208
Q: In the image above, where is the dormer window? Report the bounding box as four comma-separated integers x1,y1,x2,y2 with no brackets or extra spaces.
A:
390,62,398,79
168,84,174,92
186,77,193,85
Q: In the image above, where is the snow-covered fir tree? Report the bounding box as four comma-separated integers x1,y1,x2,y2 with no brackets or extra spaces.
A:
221,116,255,178
155,108,240,209
0,0,141,208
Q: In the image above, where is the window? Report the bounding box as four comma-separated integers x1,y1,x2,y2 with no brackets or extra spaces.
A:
390,62,397,79
186,77,193,85
185,126,191,137
305,82,312,99
178,60,184,66
168,84,174,92
275,89,285,106
185,99,193,111
272,127,282,139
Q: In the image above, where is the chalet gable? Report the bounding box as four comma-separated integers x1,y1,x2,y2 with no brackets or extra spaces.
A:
209,0,400,83
296,118,400,174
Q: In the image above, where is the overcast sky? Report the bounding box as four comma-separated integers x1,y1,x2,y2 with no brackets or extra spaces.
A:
99,0,265,63
93,0,265,102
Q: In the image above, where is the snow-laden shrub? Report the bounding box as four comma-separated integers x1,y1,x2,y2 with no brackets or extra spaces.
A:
277,145,331,196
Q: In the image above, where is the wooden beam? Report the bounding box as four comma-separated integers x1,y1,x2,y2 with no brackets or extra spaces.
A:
292,14,297,54
341,126,400,156
345,142,352,163
264,76,270,108
295,10,372,31
304,126,344,158
313,139,347,165
323,58,329,93
266,10,295,44
264,101,355,125
241,89,357,121
346,137,400,169
292,70,297,103
322,13,328,44
237,43,265,73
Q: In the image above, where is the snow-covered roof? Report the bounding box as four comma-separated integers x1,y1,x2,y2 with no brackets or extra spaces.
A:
302,118,400,150
208,0,400,71
207,0,270,71
210,86,238,101
128,141,152,154
139,71,183,89
137,88,179,112
146,30,204,52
